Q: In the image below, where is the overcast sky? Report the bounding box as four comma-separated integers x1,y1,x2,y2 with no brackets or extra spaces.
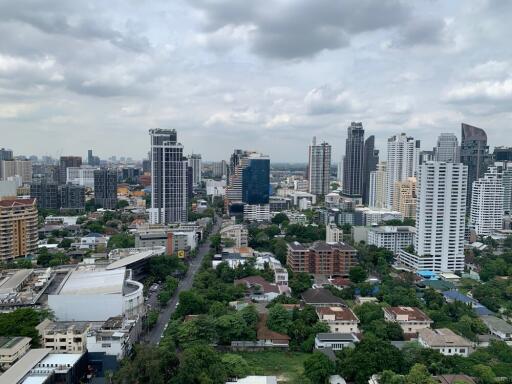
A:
1,0,511,162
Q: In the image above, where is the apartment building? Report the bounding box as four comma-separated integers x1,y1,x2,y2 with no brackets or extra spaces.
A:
0,199,38,260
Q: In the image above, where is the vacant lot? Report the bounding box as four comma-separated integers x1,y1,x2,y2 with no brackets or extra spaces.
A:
237,351,310,383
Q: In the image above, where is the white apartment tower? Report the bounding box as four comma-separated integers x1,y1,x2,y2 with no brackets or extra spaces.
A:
149,129,188,224
308,137,331,196
386,134,420,209
470,167,503,236
435,133,459,163
188,154,202,187
399,162,467,272
369,161,388,209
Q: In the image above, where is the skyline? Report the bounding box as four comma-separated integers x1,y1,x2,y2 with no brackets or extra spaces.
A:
1,0,512,161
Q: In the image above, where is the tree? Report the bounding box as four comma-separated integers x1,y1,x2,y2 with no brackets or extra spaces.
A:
272,238,288,264
354,303,383,325
173,344,228,384
405,364,437,384
174,290,207,318
272,212,289,225
289,272,313,296
472,364,496,384
116,200,129,209
58,238,73,249
0,308,51,346
107,233,135,249
221,354,250,379
349,266,368,284
303,352,335,384
267,304,291,334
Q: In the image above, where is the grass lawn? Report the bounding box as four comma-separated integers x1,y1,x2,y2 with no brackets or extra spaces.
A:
236,350,310,383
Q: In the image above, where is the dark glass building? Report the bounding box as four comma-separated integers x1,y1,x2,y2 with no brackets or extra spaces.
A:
362,135,379,205
59,183,85,212
242,156,270,205
30,178,60,210
343,122,365,198
94,168,118,209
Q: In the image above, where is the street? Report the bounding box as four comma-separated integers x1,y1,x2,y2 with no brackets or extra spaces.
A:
146,217,221,345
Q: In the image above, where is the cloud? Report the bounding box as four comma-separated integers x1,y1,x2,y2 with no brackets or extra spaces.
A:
466,60,511,80
190,0,410,59
304,84,365,115
393,18,448,47
444,78,512,103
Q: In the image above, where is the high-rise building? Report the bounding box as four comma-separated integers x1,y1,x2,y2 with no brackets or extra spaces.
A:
386,133,420,209
369,161,387,209
470,167,503,236
435,133,459,163
362,135,379,205
0,198,38,260
149,129,188,224
308,137,331,196
393,177,417,220
87,150,100,166
419,150,435,164
242,153,270,205
398,162,467,272
59,156,82,184
93,169,118,210
0,159,32,183
188,154,202,187
460,123,490,207
494,147,512,162
30,179,60,210
212,160,228,179
0,148,13,161
501,164,512,214
342,122,365,198
59,184,86,212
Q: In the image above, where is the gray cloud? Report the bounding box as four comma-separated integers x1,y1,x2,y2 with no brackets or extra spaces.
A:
393,18,447,47
191,0,410,59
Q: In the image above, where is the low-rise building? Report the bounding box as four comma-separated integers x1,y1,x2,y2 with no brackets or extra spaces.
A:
314,333,359,351
367,226,415,255
418,328,473,356
316,306,359,333
235,276,283,302
243,204,270,222
0,337,31,369
479,315,512,341
220,223,248,247
74,232,109,250
383,306,432,334
36,320,90,353
301,288,346,308
287,241,358,276
326,223,343,243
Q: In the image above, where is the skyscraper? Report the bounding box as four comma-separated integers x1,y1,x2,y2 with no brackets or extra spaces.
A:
30,179,60,210
494,147,512,162
470,167,503,236
0,148,13,161
393,177,417,220
188,154,202,187
369,161,387,209
93,169,118,210
398,162,467,272
0,159,32,183
460,123,490,207
435,133,459,163
308,137,331,196
242,153,270,205
59,156,82,184
0,198,38,260
342,122,365,198
149,129,188,224
362,135,379,205
386,133,420,209
59,183,86,212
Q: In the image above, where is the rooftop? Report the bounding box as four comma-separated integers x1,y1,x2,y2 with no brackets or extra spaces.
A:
384,306,432,322
302,288,346,306
317,306,358,322
0,336,31,351
235,276,280,294
480,315,512,333
56,267,126,295
315,333,359,342
0,348,51,384
0,198,36,208
418,328,472,347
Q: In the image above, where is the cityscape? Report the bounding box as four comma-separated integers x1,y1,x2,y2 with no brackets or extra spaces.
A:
2,2,512,384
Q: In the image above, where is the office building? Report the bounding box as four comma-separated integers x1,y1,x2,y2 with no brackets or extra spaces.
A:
502,164,512,213
308,137,331,196
342,122,365,198
149,129,188,224
392,177,417,219
362,135,379,205
435,133,459,163
188,153,202,187
0,198,38,260
386,133,420,209
242,153,270,205
87,149,100,166
59,184,86,212
59,156,82,184
0,159,32,183
494,147,512,162
369,161,387,209
398,162,467,272
212,160,228,179
367,226,415,255
30,179,60,210
93,169,118,209
461,123,490,207
287,241,358,276
470,167,503,236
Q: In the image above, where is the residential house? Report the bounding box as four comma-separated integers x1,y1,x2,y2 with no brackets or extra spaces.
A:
480,315,512,341
301,288,346,308
316,306,359,333
383,306,433,334
314,333,359,351
418,328,473,356
235,276,282,302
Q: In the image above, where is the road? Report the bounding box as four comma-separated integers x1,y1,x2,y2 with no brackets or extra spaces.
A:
146,217,221,345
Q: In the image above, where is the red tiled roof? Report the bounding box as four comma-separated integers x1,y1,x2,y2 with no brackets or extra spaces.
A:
317,306,358,321
235,275,280,294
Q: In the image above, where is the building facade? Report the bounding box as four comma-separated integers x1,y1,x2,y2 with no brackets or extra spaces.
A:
94,169,118,209
392,177,417,219
435,133,459,163
59,184,86,212
369,161,387,209
0,159,32,183
30,179,60,210
399,162,467,272
367,226,415,255
470,167,503,236
342,122,365,198
59,156,82,184
362,135,379,205
188,153,202,187
386,133,420,209
308,137,331,196
0,199,38,260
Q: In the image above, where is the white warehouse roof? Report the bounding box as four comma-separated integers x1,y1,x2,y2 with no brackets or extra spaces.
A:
58,268,126,295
